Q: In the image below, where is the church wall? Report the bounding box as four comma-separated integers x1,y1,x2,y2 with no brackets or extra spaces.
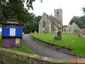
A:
49,22,51,33
66,23,81,33
55,26,58,33
72,22,80,31
39,14,51,33
51,23,54,33
51,23,58,33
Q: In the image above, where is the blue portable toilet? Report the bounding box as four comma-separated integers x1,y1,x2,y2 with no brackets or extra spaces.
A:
1,19,23,48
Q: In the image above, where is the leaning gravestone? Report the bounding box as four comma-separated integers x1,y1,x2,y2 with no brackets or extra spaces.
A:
57,24,62,40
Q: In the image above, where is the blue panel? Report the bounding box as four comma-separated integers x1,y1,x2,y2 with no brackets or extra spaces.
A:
2,27,9,37
16,27,22,37
2,25,22,37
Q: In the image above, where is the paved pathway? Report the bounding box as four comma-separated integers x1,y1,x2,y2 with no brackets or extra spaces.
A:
23,34,79,59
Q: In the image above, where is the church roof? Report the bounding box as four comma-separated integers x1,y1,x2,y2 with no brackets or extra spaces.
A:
50,15,61,24
69,22,80,28
43,13,62,27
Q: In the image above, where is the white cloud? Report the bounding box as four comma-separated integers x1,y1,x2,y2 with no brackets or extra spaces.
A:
28,0,85,25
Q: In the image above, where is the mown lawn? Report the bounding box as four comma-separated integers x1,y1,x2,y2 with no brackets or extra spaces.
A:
32,33,85,56
0,35,35,54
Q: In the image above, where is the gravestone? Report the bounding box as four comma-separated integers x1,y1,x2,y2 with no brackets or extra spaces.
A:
57,31,62,40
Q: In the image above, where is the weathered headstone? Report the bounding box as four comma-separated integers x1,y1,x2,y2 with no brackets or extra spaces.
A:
57,31,62,40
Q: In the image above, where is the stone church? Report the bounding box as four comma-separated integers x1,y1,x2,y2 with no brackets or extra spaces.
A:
66,22,81,33
39,9,63,33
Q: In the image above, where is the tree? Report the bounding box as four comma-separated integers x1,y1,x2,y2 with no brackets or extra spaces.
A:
0,0,24,21
82,7,85,14
34,16,41,32
0,11,4,21
70,16,81,27
0,0,42,33
23,13,41,33
26,0,42,10
0,0,41,21
69,15,85,29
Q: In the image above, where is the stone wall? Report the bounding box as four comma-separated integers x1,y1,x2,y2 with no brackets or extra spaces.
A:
0,48,67,64
0,48,85,64
79,29,85,38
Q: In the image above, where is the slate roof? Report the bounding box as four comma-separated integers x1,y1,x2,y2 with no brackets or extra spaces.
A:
0,19,24,25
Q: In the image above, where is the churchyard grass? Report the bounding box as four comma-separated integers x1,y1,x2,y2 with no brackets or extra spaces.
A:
0,34,35,54
32,33,85,56
9,43,35,54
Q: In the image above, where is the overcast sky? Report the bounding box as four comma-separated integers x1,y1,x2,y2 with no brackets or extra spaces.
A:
25,0,85,25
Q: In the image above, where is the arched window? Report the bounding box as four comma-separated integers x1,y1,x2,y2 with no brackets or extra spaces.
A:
43,21,45,28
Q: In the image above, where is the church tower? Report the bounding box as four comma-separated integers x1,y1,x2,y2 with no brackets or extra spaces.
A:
54,8,63,25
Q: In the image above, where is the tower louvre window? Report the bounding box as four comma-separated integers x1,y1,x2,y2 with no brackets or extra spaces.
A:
57,12,59,16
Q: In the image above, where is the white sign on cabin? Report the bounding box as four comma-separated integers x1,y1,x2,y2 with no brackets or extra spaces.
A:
9,28,16,36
